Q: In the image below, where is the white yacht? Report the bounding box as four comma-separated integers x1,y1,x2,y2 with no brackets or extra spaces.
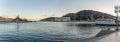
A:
96,19,120,26
69,21,96,25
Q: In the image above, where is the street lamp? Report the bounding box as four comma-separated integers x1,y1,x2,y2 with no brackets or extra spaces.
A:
115,5,120,31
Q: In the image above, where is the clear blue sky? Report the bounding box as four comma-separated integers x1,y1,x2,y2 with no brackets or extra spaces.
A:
0,0,118,20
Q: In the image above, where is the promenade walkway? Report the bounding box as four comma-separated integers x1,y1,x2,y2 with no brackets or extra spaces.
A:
66,29,120,42
80,31,120,42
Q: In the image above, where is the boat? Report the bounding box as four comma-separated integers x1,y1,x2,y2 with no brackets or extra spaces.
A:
69,21,96,26
96,19,120,26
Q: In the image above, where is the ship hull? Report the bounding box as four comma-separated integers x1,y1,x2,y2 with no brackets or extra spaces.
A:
96,20,120,26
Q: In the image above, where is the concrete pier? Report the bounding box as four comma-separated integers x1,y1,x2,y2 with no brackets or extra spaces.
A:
95,30,115,37
66,29,119,42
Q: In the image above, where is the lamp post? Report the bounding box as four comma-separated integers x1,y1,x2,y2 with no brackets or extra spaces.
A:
115,5,120,31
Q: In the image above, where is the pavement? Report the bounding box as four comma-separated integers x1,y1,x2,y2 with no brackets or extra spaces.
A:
66,29,120,42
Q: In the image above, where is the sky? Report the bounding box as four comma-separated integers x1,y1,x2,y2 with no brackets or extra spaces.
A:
0,0,119,20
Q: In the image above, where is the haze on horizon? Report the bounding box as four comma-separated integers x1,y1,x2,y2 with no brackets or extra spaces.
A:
0,0,119,20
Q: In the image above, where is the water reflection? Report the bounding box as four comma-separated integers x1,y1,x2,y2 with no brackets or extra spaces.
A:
16,23,20,32
0,22,104,42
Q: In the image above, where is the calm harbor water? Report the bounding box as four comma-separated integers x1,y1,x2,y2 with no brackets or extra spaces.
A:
0,22,114,42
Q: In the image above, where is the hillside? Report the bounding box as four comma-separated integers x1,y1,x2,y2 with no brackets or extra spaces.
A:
63,10,115,21
40,10,115,21
40,17,56,21
0,16,13,21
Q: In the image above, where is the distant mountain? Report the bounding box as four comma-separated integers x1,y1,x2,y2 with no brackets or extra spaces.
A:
0,16,13,22
40,10,115,21
62,13,76,17
0,16,30,22
63,10,115,21
40,17,56,21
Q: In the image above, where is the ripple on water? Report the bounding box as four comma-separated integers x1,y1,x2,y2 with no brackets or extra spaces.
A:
0,22,102,42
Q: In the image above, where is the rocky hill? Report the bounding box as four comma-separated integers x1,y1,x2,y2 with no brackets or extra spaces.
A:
40,17,56,21
63,10,115,21
0,16,13,22
41,10,115,21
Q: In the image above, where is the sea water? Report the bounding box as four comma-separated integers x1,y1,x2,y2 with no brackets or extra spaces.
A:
0,22,112,42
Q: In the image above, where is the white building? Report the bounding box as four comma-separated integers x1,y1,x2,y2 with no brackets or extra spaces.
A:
54,17,71,22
